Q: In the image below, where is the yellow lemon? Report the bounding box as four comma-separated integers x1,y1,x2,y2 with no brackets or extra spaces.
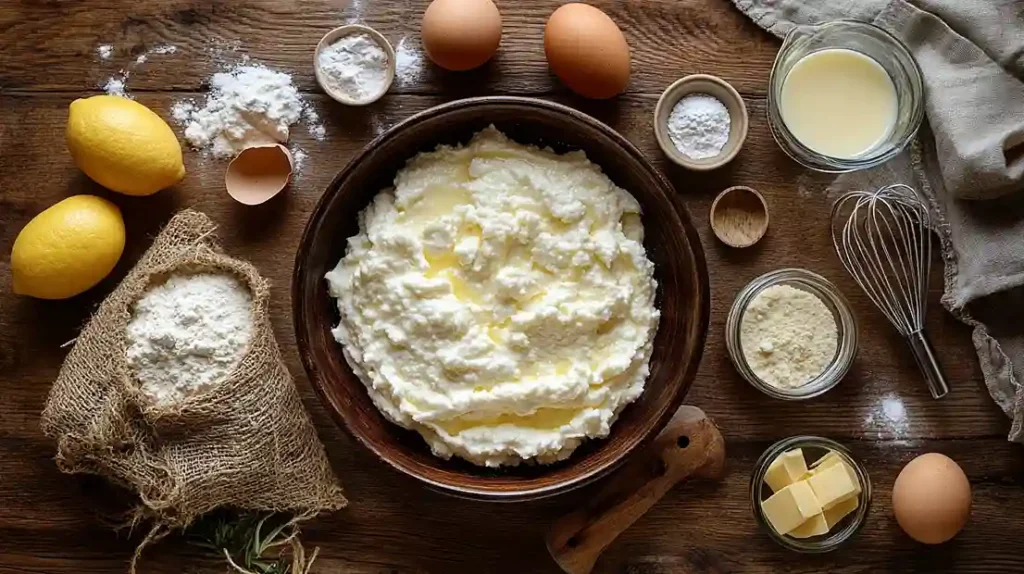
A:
11,195,126,300
67,95,185,196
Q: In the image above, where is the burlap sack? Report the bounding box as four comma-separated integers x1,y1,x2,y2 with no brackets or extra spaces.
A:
40,210,346,566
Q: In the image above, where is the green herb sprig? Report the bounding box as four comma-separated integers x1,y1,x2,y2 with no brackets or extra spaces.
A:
186,511,319,574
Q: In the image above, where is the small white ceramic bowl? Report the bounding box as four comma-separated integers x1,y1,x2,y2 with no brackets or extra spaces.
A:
314,25,396,106
654,74,749,171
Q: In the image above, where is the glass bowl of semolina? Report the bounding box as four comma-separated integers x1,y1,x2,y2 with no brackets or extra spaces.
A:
725,268,858,400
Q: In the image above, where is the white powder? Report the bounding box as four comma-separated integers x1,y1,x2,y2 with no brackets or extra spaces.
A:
171,100,195,123
103,70,130,98
344,0,364,24
126,273,253,406
97,44,113,60
667,93,731,160
740,285,839,389
304,107,326,140
317,33,389,102
291,148,308,173
394,36,425,87
864,392,909,438
136,44,178,65
176,64,306,158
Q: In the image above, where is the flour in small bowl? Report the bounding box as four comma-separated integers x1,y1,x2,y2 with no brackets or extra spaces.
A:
317,33,390,102
126,273,253,405
667,93,731,160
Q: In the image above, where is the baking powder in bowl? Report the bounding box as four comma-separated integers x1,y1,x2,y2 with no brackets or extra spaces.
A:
667,93,731,160
326,126,660,467
740,285,837,389
317,33,390,102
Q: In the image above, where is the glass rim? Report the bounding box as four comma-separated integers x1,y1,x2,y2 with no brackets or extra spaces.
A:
766,19,925,173
749,435,873,553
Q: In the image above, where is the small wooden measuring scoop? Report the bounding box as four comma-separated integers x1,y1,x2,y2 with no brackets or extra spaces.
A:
546,406,726,574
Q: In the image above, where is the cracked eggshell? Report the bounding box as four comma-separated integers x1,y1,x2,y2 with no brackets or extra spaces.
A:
225,144,294,206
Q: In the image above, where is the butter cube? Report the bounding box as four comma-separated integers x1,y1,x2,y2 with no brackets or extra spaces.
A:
789,496,860,539
808,451,861,492
823,495,860,528
811,450,844,470
807,462,860,510
761,481,823,535
764,448,809,492
789,512,829,539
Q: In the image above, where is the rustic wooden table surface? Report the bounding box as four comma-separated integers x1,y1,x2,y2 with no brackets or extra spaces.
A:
2,1,1023,573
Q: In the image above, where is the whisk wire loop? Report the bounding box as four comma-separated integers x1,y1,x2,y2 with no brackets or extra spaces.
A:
831,184,948,399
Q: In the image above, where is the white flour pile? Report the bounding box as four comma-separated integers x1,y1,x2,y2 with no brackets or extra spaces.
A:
317,33,390,102
667,93,731,160
173,64,309,159
126,273,253,405
97,44,113,60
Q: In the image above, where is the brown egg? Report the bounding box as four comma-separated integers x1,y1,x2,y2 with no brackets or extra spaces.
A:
892,453,972,544
421,0,502,71
544,3,631,99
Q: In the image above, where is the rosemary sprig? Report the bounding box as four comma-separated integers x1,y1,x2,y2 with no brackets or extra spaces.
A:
186,510,319,574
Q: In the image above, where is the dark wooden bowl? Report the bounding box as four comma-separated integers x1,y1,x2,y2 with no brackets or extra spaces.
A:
293,97,710,502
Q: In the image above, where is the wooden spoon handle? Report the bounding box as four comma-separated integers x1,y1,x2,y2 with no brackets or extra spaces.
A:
545,406,727,574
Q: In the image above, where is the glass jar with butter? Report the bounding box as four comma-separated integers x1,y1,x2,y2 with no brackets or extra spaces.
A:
751,436,872,552
766,20,924,173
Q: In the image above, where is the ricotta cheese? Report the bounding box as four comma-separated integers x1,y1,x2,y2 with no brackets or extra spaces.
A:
740,284,838,388
326,126,660,467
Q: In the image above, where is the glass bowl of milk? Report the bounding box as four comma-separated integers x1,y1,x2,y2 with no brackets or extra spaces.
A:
767,20,924,172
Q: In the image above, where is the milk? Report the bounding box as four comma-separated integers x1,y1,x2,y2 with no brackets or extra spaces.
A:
779,49,898,159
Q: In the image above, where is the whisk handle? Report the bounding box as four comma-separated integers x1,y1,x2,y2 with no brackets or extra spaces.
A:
907,330,950,399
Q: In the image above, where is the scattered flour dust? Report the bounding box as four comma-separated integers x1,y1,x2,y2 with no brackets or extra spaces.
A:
303,107,327,141
290,148,308,173
344,0,364,24
125,273,253,406
394,36,425,87
864,392,909,439
103,70,131,98
97,44,113,60
173,64,308,159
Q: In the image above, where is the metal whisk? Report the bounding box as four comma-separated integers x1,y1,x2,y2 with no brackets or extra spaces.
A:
831,184,949,399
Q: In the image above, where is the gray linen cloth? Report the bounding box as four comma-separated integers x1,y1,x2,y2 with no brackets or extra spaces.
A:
731,0,1024,440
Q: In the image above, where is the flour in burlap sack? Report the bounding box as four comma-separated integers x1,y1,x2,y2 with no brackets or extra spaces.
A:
40,210,346,571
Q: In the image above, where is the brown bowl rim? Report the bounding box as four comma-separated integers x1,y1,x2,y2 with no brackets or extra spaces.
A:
292,96,710,501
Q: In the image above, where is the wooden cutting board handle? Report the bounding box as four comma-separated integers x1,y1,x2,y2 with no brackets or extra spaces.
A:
545,406,727,574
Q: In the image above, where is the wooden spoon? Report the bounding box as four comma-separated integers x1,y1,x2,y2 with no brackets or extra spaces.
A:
546,406,726,574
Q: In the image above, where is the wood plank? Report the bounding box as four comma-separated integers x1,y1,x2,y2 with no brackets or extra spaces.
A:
0,439,1020,573
0,0,780,96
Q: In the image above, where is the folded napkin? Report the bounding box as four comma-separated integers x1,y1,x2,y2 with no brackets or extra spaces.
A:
732,0,1024,440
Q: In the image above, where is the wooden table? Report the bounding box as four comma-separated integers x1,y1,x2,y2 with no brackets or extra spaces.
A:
2,1,1022,572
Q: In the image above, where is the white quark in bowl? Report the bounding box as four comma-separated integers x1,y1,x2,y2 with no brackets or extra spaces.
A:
126,272,254,405
325,126,661,467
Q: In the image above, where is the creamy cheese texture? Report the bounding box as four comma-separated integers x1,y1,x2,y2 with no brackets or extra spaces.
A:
326,126,660,467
